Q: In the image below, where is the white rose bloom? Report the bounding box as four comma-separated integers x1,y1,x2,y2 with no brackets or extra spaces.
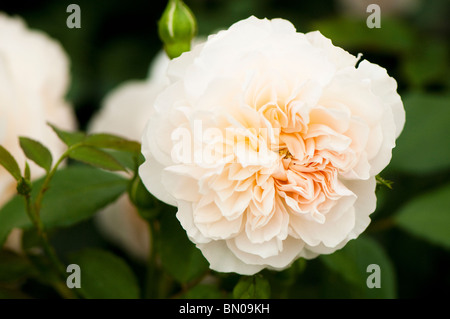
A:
139,16,405,275
89,52,169,260
0,13,76,251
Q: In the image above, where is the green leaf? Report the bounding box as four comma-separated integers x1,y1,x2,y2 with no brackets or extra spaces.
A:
24,162,31,180
311,17,415,54
68,248,140,299
320,236,397,298
0,166,128,246
233,275,271,299
21,228,42,253
159,206,209,284
0,251,32,283
103,150,143,171
401,40,449,88
19,137,53,173
83,133,141,153
48,123,86,147
20,231,61,285
389,92,450,174
394,183,450,249
68,146,127,172
272,258,306,288
376,175,393,189
0,145,21,181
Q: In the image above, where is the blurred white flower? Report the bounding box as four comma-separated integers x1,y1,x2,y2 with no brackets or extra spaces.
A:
0,13,76,252
139,16,405,274
89,51,169,260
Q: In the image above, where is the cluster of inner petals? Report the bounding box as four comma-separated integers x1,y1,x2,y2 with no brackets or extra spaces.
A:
198,81,355,232
243,85,351,223
273,155,342,219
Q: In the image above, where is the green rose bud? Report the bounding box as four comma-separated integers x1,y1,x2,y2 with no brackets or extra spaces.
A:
16,177,32,196
158,0,197,59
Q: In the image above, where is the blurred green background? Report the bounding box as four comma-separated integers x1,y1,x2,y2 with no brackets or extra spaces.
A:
1,0,449,299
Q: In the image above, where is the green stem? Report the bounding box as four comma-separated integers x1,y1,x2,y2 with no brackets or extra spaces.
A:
40,229,66,275
21,149,81,299
23,194,37,226
21,247,78,299
33,151,69,214
24,194,78,298
158,272,175,299
24,194,58,272
145,220,157,299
